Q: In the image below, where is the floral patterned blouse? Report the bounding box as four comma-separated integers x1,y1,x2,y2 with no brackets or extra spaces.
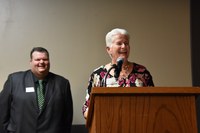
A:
82,62,154,115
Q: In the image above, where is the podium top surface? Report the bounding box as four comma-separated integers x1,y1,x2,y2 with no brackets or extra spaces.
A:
91,87,200,95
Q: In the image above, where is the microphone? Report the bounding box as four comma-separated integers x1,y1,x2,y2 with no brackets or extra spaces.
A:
114,57,124,79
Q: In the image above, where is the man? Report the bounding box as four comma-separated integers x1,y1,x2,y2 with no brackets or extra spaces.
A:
0,47,73,133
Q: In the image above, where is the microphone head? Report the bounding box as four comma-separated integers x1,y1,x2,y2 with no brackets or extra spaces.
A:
114,57,124,79
117,57,124,62
116,57,124,68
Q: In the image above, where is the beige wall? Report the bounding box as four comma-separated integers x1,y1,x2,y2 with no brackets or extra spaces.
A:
0,0,191,124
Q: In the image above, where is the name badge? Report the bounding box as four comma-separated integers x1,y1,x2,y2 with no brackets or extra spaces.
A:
26,87,35,92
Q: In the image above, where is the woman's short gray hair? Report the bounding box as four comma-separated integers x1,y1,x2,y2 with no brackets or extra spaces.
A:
105,28,129,47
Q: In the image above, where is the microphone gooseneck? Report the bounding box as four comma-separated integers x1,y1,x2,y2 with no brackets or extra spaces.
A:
101,64,116,87
101,57,124,87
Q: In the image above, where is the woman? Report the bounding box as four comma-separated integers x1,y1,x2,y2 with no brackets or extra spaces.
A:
82,28,154,119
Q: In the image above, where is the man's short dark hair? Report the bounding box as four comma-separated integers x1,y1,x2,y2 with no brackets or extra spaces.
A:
30,47,49,59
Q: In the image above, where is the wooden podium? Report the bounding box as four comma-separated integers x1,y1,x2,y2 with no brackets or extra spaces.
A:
86,87,200,133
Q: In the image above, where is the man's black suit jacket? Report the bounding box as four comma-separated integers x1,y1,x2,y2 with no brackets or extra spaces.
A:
0,70,73,133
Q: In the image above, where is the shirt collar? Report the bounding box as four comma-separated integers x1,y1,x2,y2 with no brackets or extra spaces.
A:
30,71,49,83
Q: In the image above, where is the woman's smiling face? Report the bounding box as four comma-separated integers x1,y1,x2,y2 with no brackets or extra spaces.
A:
107,33,130,63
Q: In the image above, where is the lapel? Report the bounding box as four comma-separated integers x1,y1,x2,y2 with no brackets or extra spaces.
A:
24,70,38,113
